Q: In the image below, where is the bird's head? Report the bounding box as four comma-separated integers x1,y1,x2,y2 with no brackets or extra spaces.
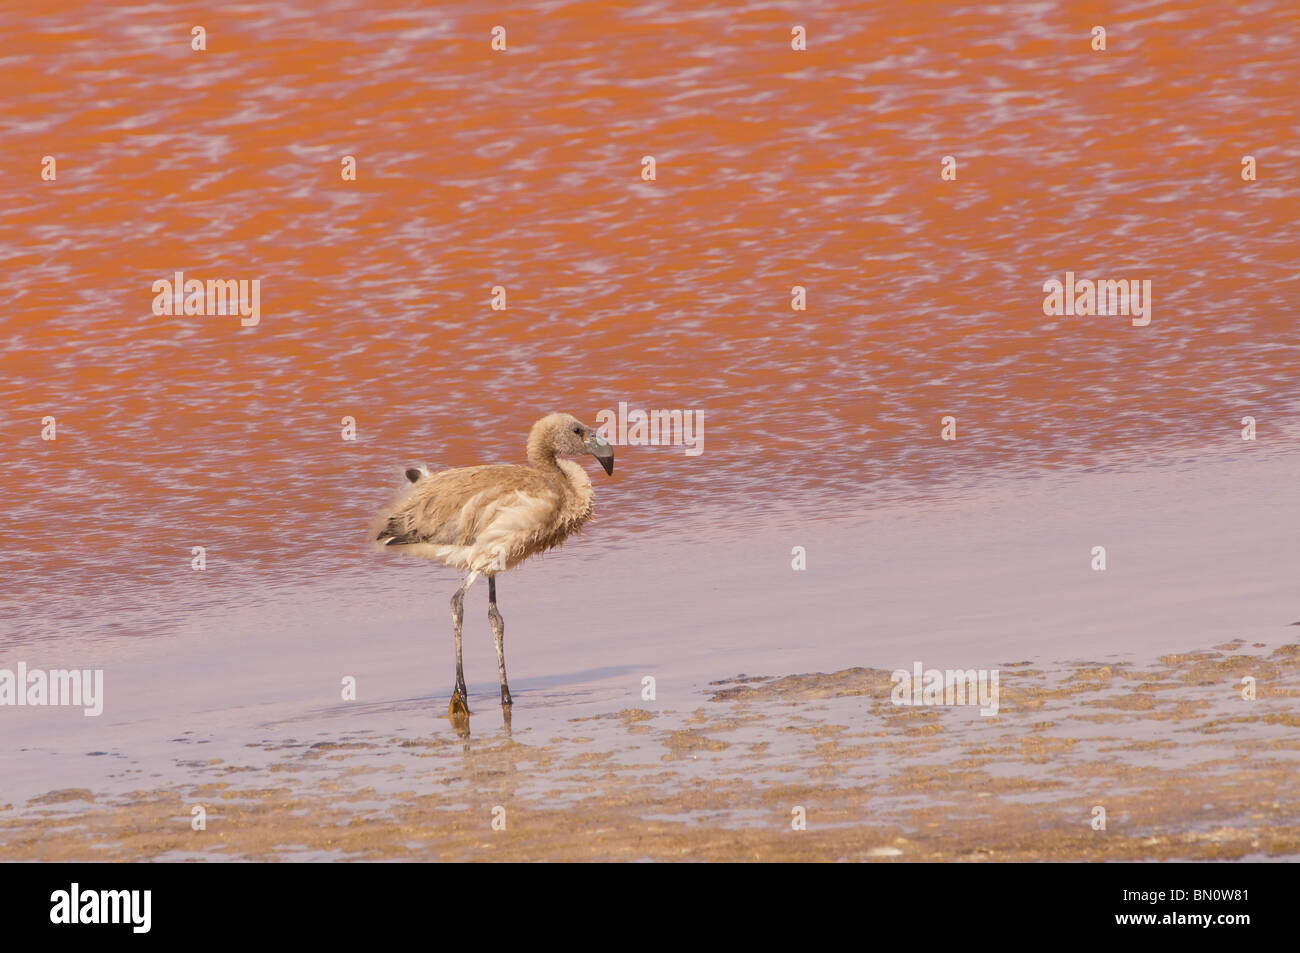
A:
533,413,614,475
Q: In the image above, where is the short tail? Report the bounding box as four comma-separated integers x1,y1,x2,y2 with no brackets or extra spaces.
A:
376,519,418,546
370,466,430,549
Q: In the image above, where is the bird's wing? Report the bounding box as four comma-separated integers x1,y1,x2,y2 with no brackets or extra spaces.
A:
377,465,562,548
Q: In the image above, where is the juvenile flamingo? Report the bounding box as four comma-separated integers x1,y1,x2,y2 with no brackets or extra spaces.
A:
373,413,614,714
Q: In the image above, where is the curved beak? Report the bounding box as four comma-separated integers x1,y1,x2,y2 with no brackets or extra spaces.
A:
585,432,614,475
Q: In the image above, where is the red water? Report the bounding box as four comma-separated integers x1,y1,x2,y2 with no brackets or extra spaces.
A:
2,1,1297,641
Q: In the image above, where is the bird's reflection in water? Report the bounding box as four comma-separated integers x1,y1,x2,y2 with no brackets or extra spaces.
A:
448,695,471,746
445,696,512,748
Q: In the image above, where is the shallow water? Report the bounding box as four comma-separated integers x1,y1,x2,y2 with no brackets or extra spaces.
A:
3,446,1297,813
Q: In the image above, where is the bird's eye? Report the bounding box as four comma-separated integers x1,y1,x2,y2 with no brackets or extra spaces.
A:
573,426,583,435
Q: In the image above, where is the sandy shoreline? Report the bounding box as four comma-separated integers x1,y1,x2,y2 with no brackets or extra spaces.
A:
4,638,1298,861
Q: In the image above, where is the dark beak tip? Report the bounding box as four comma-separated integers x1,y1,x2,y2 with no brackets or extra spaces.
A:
600,457,614,476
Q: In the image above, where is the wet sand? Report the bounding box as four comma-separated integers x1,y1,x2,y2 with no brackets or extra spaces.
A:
3,642,1298,861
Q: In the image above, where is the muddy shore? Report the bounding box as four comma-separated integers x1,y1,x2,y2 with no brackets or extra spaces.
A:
4,639,1297,862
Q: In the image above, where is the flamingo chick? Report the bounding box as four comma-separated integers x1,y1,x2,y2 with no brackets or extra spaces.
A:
373,413,614,712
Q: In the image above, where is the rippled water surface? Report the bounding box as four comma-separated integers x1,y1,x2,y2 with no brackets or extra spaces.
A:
2,0,1297,639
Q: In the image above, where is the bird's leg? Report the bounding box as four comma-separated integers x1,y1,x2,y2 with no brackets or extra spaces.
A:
488,575,512,706
449,571,478,713
449,585,468,712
